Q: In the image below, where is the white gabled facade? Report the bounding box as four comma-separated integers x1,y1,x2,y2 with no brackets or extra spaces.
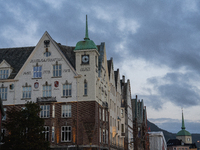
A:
3,31,78,106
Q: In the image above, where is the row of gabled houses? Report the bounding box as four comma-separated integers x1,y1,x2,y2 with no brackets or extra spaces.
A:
0,16,149,150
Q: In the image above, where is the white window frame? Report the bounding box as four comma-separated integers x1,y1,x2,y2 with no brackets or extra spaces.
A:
0,69,9,79
43,126,49,141
61,126,71,142
52,126,55,142
40,105,50,118
22,86,31,99
102,109,105,121
33,66,42,78
61,105,71,118
63,83,72,97
0,87,7,100
52,105,55,118
99,108,101,120
43,85,51,97
53,64,62,77
103,129,105,143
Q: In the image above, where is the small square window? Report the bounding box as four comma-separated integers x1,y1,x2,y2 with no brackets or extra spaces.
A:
0,69,9,79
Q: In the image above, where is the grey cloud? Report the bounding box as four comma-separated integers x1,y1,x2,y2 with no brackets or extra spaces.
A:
146,72,200,107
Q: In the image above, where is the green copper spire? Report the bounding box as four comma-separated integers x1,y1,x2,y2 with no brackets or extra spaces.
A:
182,109,186,130
84,15,90,41
74,15,98,51
176,108,191,136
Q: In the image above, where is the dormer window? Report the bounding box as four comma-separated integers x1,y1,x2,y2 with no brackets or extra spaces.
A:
0,69,9,79
0,60,12,80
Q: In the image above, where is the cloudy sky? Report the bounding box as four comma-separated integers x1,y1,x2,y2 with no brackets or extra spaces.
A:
1,0,200,134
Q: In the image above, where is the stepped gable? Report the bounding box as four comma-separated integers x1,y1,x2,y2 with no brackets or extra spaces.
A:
107,59,111,78
0,47,35,79
114,69,119,90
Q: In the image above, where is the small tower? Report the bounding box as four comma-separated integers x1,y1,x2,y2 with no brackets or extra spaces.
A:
74,15,99,101
176,109,192,144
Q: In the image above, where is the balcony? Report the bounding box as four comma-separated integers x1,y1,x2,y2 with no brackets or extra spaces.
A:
37,97,57,103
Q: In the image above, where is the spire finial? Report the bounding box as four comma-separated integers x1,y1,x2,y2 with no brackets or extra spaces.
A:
182,108,186,130
84,15,90,41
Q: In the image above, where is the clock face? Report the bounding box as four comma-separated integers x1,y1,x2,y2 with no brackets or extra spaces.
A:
82,55,89,64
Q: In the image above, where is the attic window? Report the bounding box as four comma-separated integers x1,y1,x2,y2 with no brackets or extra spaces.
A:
44,48,51,57
0,69,9,79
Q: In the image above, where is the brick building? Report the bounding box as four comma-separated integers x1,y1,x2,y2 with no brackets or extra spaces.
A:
0,16,135,150
132,96,149,150
0,97,5,144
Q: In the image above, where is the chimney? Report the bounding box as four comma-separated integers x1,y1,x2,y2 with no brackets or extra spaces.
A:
122,75,125,83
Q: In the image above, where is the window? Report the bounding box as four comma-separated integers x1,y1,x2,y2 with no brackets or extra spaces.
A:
53,64,62,77
52,105,55,118
121,124,124,133
62,105,71,118
106,130,108,144
100,128,101,143
102,109,105,121
43,126,49,141
103,129,105,143
99,108,101,120
63,83,72,97
2,108,6,120
0,87,7,100
121,109,124,118
33,66,42,78
22,85,31,99
84,80,87,95
40,105,50,118
52,126,55,142
61,126,71,142
43,84,51,97
44,51,51,57
0,69,9,79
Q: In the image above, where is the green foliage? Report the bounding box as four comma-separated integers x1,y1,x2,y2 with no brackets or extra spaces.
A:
2,102,50,150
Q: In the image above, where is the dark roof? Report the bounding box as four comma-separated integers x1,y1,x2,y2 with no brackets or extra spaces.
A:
114,69,119,90
0,47,35,79
167,139,182,146
56,44,76,69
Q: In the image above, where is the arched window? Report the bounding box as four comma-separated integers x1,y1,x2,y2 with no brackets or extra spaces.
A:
43,82,51,97
84,80,87,95
22,82,31,99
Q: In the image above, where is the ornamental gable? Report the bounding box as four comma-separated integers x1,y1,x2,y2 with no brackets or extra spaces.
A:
5,31,78,105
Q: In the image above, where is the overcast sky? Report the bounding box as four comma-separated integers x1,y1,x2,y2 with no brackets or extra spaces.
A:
1,0,200,134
